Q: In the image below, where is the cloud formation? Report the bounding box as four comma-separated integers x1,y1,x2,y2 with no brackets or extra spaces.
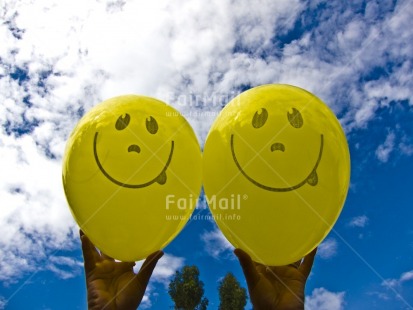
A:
376,131,396,162
1,0,413,287
317,238,338,259
305,287,345,310
382,269,413,288
201,228,234,259
134,253,185,308
46,255,83,280
348,215,369,228
0,297,5,310
0,132,78,283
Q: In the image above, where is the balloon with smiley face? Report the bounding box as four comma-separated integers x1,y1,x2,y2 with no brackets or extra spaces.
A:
63,95,202,261
203,84,350,265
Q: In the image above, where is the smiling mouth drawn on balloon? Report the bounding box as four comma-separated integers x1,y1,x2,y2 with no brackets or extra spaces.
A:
230,134,324,192
93,132,174,188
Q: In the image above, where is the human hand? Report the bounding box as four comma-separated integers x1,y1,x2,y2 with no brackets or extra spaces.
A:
80,230,163,310
234,248,317,310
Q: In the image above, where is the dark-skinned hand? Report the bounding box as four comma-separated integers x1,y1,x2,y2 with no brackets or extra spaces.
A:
234,248,317,310
80,230,163,310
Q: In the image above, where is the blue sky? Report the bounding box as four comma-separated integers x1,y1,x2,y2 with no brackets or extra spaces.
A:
1,0,413,309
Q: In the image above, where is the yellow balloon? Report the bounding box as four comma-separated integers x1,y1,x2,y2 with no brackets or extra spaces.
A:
203,84,350,265
63,95,202,261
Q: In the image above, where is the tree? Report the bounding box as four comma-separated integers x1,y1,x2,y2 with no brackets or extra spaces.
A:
218,273,247,310
168,265,209,310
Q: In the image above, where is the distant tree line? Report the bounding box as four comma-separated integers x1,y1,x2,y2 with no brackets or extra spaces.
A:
167,265,247,310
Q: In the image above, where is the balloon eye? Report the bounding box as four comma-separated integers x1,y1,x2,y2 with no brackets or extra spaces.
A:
115,113,130,130
287,108,303,128
252,108,268,128
146,116,158,134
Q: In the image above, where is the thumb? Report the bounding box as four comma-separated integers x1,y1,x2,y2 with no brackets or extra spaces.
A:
299,247,317,279
79,229,101,273
234,248,260,288
137,251,164,285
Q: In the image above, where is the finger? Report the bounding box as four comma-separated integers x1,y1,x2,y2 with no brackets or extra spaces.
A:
118,261,136,273
137,251,164,285
289,259,302,269
299,247,317,278
234,249,260,287
80,230,101,271
255,264,267,275
100,252,115,262
139,250,163,271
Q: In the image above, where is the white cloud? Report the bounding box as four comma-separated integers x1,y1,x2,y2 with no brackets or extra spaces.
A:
0,133,78,283
0,297,6,310
134,253,185,308
305,288,345,310
318,238,338,259
376,132,396,162
147,253,185,287
201,228,234,259
381,278,398,289
400,270,413,282
382,269,413,288
348,215,369,228
46,255,83,280
367,291,390,301
134,253,185,286
1,0,413,286
397,133,413,156
399,142,413,156
2,0,412,139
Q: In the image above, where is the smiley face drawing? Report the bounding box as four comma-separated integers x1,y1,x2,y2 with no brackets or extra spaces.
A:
93,113,174,188
63,95,202,262
203,84,350,266
230,106,324,192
